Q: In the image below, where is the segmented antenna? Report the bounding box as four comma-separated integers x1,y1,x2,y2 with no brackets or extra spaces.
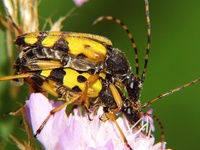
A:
142,77,200,108
93,16,139,79
151,114,165,150
141,0,151,83
93,0,151,81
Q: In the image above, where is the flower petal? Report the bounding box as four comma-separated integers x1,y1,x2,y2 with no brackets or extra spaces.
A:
26,93,166,150
73,0,88,7
26,93,67,149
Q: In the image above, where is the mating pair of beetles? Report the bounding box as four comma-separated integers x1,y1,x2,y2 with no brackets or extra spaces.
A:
0,0,199,149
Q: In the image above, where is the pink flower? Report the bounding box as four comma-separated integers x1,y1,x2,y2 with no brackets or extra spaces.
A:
73,0,88,7
26,93,165,150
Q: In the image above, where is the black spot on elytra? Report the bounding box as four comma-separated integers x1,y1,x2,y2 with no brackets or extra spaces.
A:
14,35,26,46
77,53,87,59
49,68,66,84
72,86,82,92
77,75,87,83
53,39,69,52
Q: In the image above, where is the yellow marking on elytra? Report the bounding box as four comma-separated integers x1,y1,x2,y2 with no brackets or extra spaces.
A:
40,68,103,98
63,68,102,97
66,37,107,62
24,36,38,45
41,36,60,47
41,31,63,47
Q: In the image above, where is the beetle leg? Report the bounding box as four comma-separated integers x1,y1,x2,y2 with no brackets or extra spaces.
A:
34,94,81,137
80,74,99,110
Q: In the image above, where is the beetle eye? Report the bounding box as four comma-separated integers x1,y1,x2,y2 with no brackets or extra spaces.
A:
129,81,134,89
127,80,135,92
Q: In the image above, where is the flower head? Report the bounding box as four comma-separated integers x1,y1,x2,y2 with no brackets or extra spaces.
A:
26,93,165,150
73,0,88,7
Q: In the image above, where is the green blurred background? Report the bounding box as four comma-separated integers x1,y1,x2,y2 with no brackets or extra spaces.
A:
0,0,200,149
